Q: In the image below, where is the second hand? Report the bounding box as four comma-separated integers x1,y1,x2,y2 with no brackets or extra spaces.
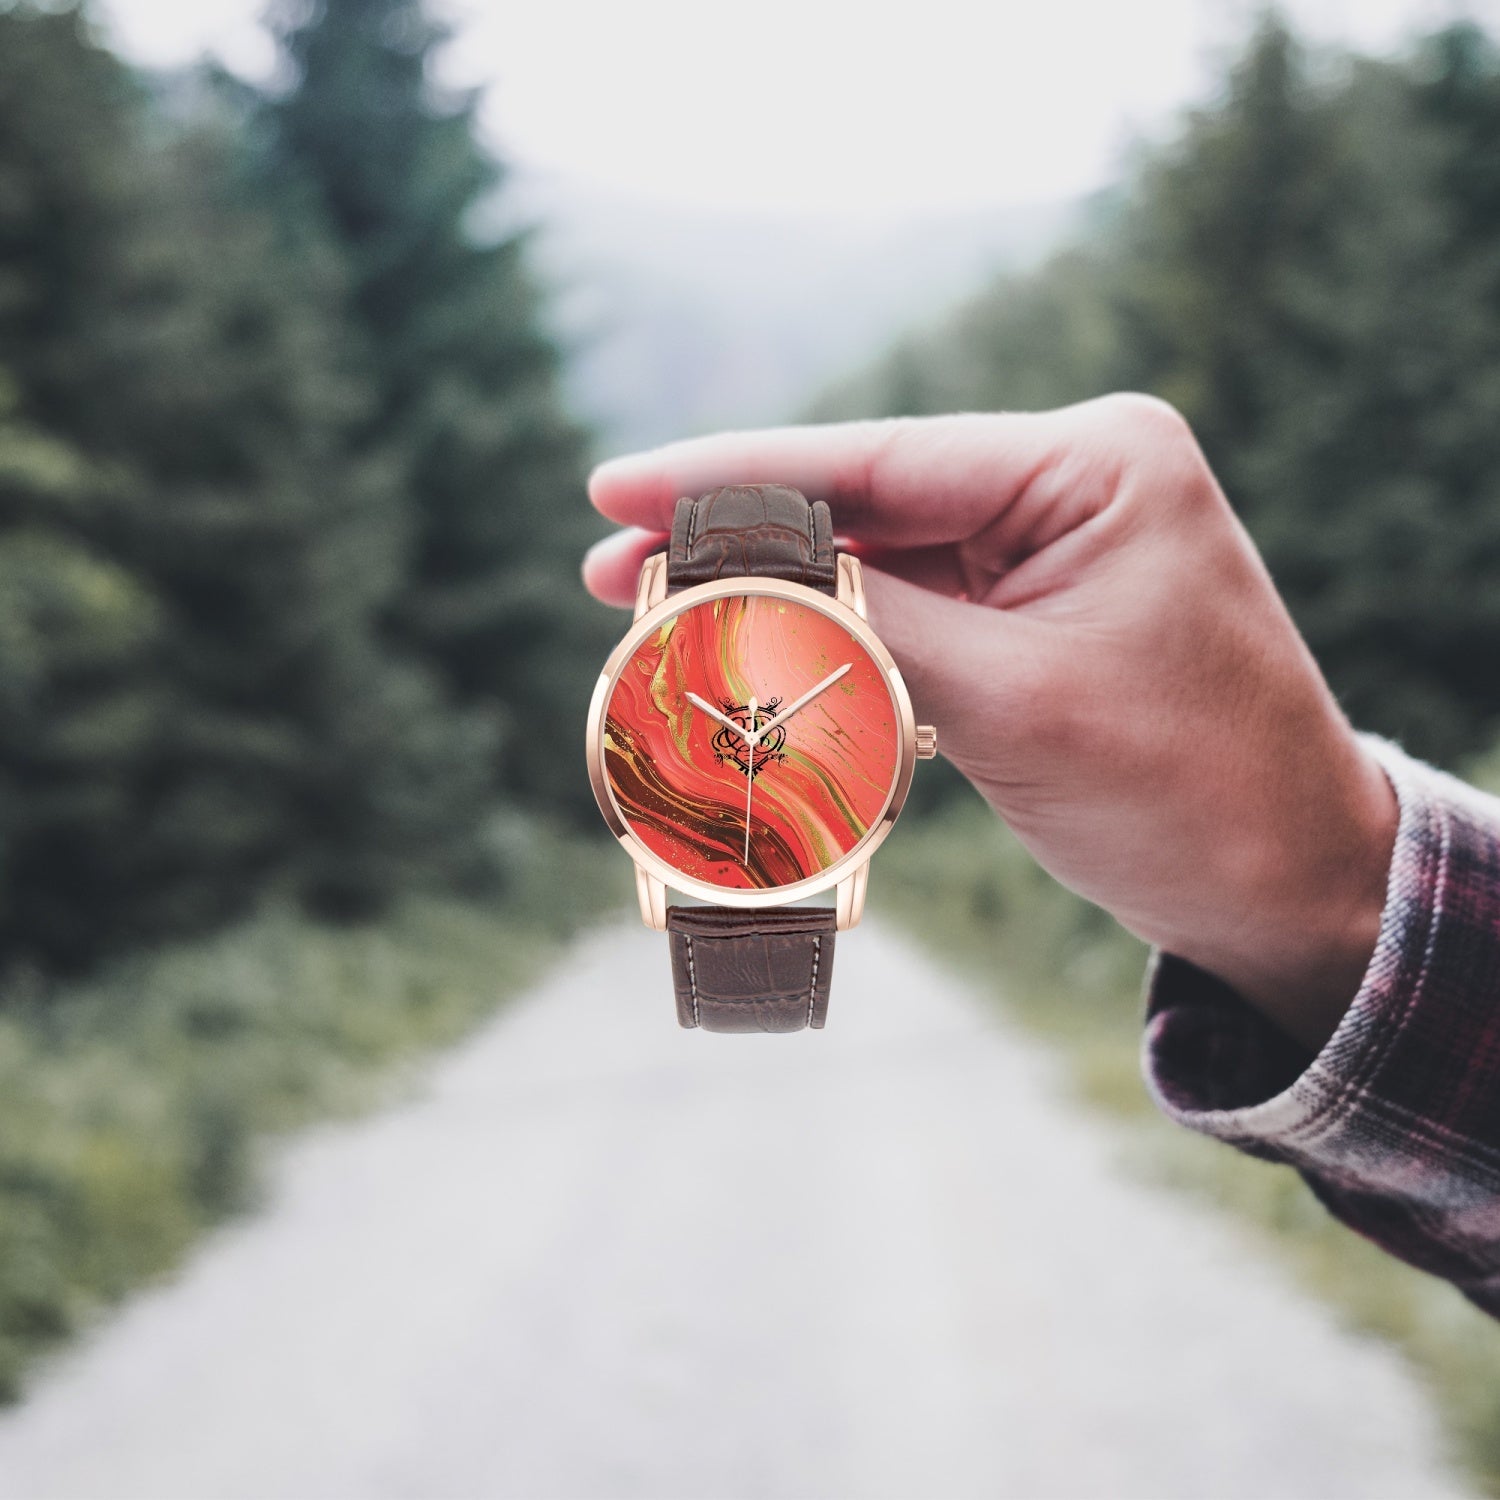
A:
743,694,757,866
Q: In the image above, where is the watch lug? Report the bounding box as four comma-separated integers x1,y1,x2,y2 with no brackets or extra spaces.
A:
635,865,668,930
835,553,867,620
633,552,668,620
835,862,868,931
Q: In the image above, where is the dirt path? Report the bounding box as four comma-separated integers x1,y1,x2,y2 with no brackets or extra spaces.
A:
0,922,1470,1499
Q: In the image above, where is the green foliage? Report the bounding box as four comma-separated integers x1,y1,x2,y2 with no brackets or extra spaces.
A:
818,15,1500,769
268,0,613,818
0,1,613,973
0,385,170,967
0,819,627,1403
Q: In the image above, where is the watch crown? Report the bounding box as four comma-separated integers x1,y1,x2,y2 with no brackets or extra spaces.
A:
915,725,938,760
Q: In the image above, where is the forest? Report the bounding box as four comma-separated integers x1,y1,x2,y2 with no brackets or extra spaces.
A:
0,0,612,977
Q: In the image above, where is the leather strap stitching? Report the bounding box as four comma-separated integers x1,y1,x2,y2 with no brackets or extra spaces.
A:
685,932,700,1027
807,936,821,1028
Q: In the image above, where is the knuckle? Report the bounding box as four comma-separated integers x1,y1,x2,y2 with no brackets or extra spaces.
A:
1094,392,1214,512
856,413,921,481
833,415,942,529
824,417,904,525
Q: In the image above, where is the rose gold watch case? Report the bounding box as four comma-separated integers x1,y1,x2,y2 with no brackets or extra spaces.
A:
586,564,918,925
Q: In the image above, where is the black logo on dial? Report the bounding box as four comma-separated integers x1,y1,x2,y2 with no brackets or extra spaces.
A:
711,699,787,778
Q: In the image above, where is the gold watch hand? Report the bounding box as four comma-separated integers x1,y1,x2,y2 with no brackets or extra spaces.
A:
749,663,852,743
743,695,757,865
686,692,749,740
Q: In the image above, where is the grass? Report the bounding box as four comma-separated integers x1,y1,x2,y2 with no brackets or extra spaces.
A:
874,795,1500,1496
0,817,628,1402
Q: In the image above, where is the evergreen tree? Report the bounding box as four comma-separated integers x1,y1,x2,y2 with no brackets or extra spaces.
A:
0,379,168,967
1115,22,1500,762
0,4,495,966
268,0,611,818
1416,23,1500,279
98,110,498,923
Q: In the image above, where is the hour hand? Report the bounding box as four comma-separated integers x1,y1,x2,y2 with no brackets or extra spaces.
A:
686,692,746,739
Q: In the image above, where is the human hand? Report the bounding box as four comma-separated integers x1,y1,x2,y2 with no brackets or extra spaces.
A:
583,396,1397,1051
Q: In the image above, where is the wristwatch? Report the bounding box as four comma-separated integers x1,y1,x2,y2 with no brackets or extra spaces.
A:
585,484,937,1033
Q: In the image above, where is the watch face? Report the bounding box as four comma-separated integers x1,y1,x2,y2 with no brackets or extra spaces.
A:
602,593,901,891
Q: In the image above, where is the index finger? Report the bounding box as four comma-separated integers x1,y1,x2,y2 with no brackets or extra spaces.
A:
587,407,1086,549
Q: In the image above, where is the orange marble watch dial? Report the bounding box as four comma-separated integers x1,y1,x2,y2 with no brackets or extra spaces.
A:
603,595,899,890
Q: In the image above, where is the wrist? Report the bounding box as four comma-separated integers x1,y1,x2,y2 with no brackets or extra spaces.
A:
1171,737,1398,1052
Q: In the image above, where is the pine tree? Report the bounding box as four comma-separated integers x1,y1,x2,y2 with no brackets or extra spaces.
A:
268,0,612,819
0,378,167,967
0,4,496,966
1109,18,1358,488
101,108,499,923
1416,23,1500,276
1115,23,1500,762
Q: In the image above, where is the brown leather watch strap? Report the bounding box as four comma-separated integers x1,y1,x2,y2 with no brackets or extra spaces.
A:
667,906,836,1033
667,483,837,595
661,485,839,1033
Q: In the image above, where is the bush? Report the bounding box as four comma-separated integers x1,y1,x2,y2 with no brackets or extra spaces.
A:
0,823,627,1400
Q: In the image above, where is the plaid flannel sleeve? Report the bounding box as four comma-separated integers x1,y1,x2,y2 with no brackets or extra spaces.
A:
1143,737,1500,1316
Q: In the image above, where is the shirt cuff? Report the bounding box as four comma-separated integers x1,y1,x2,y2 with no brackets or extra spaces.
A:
1142,737,1500,1305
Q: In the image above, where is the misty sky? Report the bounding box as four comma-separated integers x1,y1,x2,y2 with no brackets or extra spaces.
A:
100,0,1499,223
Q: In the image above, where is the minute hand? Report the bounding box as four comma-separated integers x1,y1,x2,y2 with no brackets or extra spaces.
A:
750,663,851,743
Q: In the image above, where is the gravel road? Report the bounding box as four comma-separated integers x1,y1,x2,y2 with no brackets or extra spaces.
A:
0,921,1471,1500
